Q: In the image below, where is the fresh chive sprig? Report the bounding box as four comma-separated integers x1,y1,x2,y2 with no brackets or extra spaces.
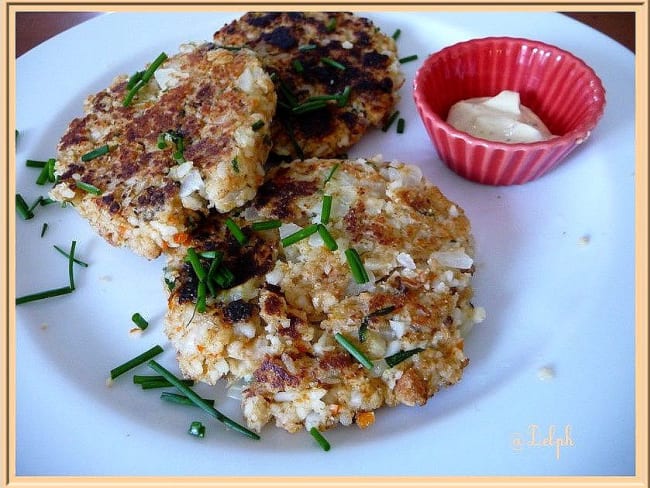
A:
81,144,110,162
334,333,373,369
225,218,248,246
251,219,282,231
15,194,34,220
309,427,331,451
345,248,369,284
148,360,260,440
399,54,419,64
384,347,425,368
131,312,149,330
110,345,164,380
281,223,318,247
16,286,74,305
317,224,338,251
160,391,215,407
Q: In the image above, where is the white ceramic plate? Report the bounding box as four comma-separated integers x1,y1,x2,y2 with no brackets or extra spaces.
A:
15,11,635,477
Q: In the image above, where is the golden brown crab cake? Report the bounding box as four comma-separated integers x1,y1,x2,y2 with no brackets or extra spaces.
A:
212,12,404,160
163,157,484,433
239,158,484,432
50,43,276,259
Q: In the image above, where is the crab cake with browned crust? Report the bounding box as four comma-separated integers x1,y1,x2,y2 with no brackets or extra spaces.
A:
50,43,276,259
164,157,485,433
212,12,404,160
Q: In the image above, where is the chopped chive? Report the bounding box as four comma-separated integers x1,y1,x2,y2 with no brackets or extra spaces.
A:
40,197,56,206
368,305,397,318
334,333,373,369
123,81,143,107
251,120,265,131
231,156,240,173
67,240,77,290
359,318,369,343
185,248,207,282
123,52,168,106
127,70,144,89
309,427,331,451
53,245,89,267
321,57,345,71
317,224,338,251
141,379,195,390
320,195,332,224
133,374,166,384
283,118,304,160
16,286,74,305
26,159,48,168
199,250,220,259
131,312,149,330
157,133,168,149
281,223,318,247
396,118,405,134
298,43,317,51
212,266,235,289
148,360,260,440
326,17,337,32
336,85,351,107
292,100,328,114
323,163,339,185
81,144,110,162
75,181,102,196
399,54,419,64
35,159,55,185
110,345,164,380
141,52,168,82
188,421,206,438
382,111,400,132
219,45,244,51
196,281,207,313
251,219,282,231
40,223,48,238
392,28,401,40
345,248,369,284
384,347,425,368
292,59,304,73
225,218,248,245
15,194,34,220
160,391,215,407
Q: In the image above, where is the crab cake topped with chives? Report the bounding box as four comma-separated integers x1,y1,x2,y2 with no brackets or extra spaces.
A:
50,43,276,259
212,12,404,160
163,157,485,434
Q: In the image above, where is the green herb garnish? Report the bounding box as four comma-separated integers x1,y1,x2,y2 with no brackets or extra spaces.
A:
81,145,109,162
109,345,164,380
321,56,345,71
131,312,149,330
334,333,373,369
382,111,400,132
392,28,401,40
225,217,248,246
188,421,206,438
160,391,215,407
309,427,331,451
320,195,332,224
396,118,405,134
15,286,74,305
75,181,102,196
15,194,34,220
384,347,425,368
148,360,260,440
251,120,265,131
399,54,418,64
281,223,318,247
251,219,282,231
317,224,338,251
345,248,369,284
53,244,88,267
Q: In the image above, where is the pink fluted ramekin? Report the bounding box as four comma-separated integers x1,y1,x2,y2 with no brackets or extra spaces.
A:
413,37,606,185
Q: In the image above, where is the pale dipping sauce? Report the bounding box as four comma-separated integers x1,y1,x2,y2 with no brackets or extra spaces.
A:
446,90,554,143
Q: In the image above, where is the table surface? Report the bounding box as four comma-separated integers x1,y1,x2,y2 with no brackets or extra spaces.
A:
15,11,635,58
